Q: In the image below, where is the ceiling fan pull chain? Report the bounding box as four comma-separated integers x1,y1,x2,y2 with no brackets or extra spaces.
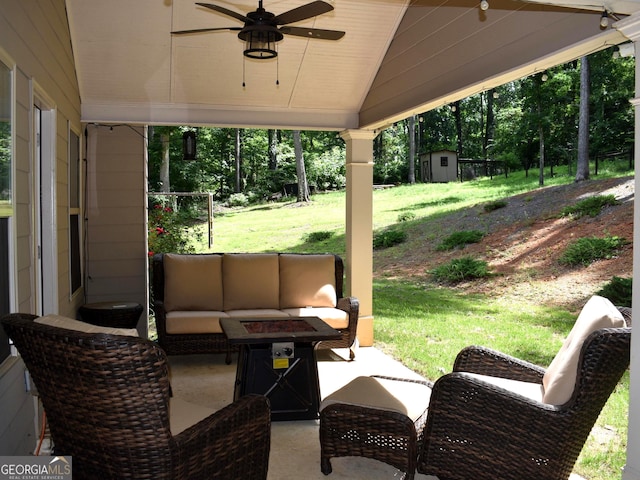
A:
243,56,246,88
276,48,279,86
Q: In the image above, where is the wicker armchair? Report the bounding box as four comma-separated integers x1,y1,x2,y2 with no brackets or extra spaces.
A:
418,324,631,480
1,313,271,480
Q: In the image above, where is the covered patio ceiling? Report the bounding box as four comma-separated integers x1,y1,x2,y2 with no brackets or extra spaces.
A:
66,0,638,131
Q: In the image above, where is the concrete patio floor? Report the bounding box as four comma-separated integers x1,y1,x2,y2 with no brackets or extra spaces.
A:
168,346,586,480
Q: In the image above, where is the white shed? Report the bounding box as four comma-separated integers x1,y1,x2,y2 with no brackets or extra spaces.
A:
420,150,458,183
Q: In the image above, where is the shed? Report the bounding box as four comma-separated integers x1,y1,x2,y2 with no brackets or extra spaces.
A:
420,150,458,183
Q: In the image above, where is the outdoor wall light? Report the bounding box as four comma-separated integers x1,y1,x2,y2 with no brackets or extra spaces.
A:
183,131,197,160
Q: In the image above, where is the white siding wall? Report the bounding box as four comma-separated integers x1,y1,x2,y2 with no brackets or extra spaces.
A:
0,0,81,455
84,124,148,334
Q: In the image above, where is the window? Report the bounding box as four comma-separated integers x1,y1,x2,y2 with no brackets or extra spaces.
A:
69,130,81,295
0,59,12,362
440,156,449,167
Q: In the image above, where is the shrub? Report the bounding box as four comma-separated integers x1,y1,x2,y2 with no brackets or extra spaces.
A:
559,236,626,266
373,229,407,249
483,200,507,213
431,256,490,283
227,193,249,207
596,277,632,307
148,204,196,257
397,211,416,222
437,230,485,251
306,230,333,243
560,194,619,219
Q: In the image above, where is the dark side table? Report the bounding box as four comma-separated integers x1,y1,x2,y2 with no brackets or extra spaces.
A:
220,316,341,421
78,301,143,329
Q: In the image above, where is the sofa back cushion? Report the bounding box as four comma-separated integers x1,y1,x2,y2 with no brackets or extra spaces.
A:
223,253,280,310
542,295,625,405
279,254,337,308
163,254,224,311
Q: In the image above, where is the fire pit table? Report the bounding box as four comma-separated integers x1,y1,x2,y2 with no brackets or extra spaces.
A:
220,316,341,421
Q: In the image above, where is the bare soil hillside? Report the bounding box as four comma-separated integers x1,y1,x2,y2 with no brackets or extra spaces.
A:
374,176,634,313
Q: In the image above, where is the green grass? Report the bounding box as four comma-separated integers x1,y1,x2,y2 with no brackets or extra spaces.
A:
174,165,632,480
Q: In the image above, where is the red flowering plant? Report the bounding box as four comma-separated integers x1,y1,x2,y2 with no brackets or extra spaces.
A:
148,203,196,258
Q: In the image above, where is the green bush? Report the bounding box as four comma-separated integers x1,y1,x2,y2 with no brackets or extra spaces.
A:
373,229,407,249
559,236,626,266
431,256,490,283
397,211,416,222
483,200,507,213
437,230,485,251
596,276,633,307
305,230,333,243
227,193,249,207
560,194,619,219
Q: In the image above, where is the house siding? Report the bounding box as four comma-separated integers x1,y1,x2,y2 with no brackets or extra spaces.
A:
0,0,82,455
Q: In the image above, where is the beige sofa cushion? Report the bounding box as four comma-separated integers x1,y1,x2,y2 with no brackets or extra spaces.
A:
465,373,545,403
279,254,337,308
165,311,228,334
281,307,348,329
164,254,223,312
226,309,289,318
542,295,625,405
223,254,280,310
320,376,431,422
35,314,138,337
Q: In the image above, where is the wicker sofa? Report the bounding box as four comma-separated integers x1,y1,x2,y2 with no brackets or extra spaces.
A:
152,252,359,361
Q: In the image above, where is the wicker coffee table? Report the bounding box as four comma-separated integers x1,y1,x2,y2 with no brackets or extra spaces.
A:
220,316,341,421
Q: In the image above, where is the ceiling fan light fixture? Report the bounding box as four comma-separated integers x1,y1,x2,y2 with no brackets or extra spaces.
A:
240,25,282,59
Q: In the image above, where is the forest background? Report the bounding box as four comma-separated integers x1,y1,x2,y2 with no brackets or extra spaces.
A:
147,47,634,205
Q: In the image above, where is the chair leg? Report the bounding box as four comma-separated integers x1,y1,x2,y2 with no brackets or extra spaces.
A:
225,348,232,365
321,456,333,475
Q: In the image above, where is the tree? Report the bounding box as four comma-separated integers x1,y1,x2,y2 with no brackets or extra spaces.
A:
576,56,590,182
293,130,309,202
407,115,416,184
160,129,171,193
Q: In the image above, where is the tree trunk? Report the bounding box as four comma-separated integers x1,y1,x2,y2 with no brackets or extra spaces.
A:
576,56,590,182
408,115,416,184
160,133,170,193
268,129,278,170
454,100,463,157
484,89,495,159
293,130,310,202
538,124,545,186
234,128,242,193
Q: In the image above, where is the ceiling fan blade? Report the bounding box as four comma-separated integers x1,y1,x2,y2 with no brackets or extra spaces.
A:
171,26,242,35
273,1,333,25
195,2,252,24
279,26,345,40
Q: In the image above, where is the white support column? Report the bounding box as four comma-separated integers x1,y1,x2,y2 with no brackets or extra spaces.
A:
615,13,640,480
341,129,376,346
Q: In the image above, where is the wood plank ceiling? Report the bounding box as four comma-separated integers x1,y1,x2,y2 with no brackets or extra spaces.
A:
65,0,637,131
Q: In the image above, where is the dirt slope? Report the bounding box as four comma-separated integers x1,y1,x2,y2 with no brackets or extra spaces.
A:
374,176,634,313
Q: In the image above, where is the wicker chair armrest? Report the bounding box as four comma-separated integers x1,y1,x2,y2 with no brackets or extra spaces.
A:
337,296,359,315
173,394,271,479
453,345,545,382
617,306,632,327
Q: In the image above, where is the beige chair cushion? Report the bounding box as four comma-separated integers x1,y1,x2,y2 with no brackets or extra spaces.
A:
280,254,337,308
170,397,216,435
223,254,280,310
35,314,138,337
164,254,223,312
281,307,348,329
465,373,545,403
320,375,431,422
542,295,625,405
165,311,228,334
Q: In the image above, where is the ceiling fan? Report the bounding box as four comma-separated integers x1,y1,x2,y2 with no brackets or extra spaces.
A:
172,0,345,59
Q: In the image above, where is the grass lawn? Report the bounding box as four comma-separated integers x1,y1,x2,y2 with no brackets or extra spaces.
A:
171,164,632,480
